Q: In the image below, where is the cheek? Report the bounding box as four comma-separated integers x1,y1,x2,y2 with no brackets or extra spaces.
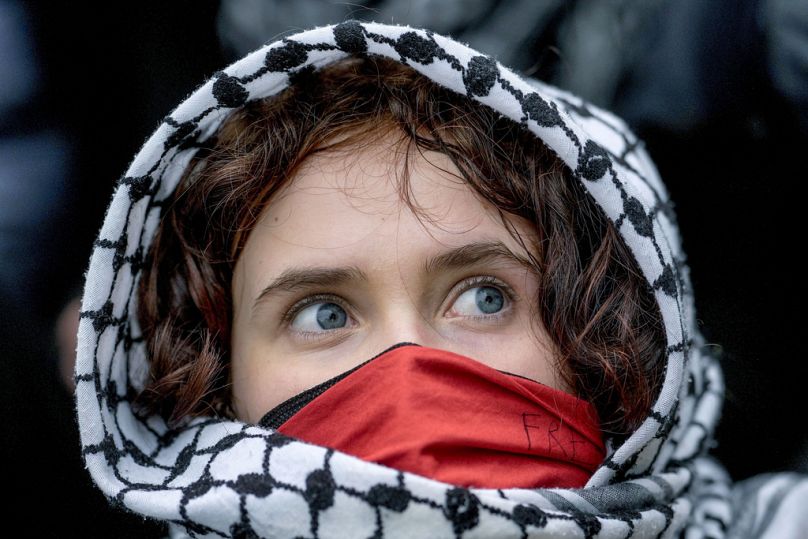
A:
230,351,295,424
512,330,563,390
231,345,339,424
230,357,267,424
513,306,565,390
464,308,563,392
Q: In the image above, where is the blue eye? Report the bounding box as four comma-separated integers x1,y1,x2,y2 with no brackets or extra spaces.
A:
452,285,505,316
290,301,348,332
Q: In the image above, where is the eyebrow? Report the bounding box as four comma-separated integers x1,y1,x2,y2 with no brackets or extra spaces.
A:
421,240,535,276
251,240,535,314
252,266,368,313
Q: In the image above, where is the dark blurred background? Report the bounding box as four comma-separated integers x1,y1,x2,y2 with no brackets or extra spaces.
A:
3,1,805,536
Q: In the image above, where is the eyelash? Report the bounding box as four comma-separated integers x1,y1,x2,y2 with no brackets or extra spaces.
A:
280,293,340,324
280,275,517,341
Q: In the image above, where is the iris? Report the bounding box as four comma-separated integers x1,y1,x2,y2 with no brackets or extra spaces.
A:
475,286,504,314
315,302,347,329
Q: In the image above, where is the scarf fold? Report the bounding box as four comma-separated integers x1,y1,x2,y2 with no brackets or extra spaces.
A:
73,20,807,538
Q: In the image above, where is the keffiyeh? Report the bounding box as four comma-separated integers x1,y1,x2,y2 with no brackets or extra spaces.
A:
74,20,808,538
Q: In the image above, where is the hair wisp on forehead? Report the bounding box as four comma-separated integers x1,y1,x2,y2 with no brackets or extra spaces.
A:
133,54,666,435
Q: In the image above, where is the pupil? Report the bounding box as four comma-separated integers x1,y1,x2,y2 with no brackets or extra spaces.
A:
316,303,347,329
476,286,503,314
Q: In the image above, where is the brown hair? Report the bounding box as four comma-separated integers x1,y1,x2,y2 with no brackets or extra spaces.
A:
132,55,666,436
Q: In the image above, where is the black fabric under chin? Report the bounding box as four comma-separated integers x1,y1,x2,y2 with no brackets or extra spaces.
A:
257,342,421,429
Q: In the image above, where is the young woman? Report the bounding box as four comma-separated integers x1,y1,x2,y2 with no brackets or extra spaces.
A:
74,20,806,539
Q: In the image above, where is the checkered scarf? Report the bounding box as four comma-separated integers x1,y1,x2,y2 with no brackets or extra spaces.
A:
74,20,807,538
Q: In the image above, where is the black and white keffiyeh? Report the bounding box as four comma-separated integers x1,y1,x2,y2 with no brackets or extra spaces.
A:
74,21,808,539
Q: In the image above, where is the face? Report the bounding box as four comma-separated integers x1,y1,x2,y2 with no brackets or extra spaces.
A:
230,131,568,423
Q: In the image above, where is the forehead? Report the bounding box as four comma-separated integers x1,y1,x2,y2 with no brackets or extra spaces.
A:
233,132,539,284
263,133,520,240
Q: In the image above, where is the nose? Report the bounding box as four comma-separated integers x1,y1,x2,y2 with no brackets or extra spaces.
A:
372,302,445,350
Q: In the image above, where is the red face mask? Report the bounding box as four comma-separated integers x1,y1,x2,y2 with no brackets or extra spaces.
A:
258,342,605,489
